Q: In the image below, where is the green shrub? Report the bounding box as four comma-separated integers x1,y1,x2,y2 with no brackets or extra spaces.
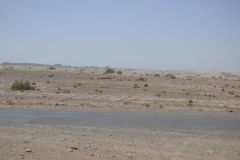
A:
155,93,161,97
11,80,35,91
95,89,103,93
166,74,176,79
124,101,132,105
144,104,150,107
144,84,148,87
187,103,193,107
48,74,55,77
159,104,164,108
104,68,115,74
229,91,234,95
117,70,123,74
154,73,160,77
48,66,56,70
187,100,193,107
62,89,71,93
136,77,146,81
133,83,140,88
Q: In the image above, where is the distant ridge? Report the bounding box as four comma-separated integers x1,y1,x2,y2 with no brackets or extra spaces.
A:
0,62,73,68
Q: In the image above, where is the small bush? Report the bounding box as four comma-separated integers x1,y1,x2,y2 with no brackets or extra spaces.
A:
11,80,35,91
144,84,148,87
62,89,71,93
95,89,103,93
166,74,176,79
155,93,161,97
48,74,55,77
229,91,234,95
187,100,193,107
136,77,146,81
48,66,56,70
187,103,193,107
154,73,160,77
133,83,140,88
124,101,132,105
144,104,150,107
104,68,115,74
117,70,123,74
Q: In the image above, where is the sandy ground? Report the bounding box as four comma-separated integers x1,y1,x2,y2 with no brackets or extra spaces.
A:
0,65,240,159
1,123,240,160
0,65,239,113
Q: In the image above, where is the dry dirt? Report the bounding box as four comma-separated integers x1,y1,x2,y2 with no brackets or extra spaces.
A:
1,124,240,160
0,65,240,112
0,65,240,160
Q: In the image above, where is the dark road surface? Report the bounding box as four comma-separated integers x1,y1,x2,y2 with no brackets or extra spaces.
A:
0,108,239,131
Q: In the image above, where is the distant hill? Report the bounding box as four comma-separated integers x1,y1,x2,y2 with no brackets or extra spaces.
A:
0,62,74,68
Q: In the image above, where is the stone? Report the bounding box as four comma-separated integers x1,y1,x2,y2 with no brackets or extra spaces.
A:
69,147,78,150
25,149,32,152
126,153,133,159
68,148,73,152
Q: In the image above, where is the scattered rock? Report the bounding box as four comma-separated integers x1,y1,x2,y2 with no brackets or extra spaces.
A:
69,147,78,150
68,146,78,152
207,150,214,154
25,149,32,152
126,153,133,159
68,148,73,152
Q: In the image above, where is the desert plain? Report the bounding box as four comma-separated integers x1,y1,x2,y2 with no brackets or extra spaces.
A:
0,64,240,160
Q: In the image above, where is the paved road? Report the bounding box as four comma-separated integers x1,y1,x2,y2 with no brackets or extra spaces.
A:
0,108,239,131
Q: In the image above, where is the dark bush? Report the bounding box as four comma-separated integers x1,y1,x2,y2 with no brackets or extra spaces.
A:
48,66,56,70
11,80,35,91
117,70,123,74
104,68,115,74
166,74,176,79
136,77,146,81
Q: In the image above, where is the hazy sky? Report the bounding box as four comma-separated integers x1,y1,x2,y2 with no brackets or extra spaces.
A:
0,0,240,72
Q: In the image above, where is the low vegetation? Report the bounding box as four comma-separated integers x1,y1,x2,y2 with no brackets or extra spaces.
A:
133,83,140,88
117,70,123,74
104,68,115,74
48,66,56,70
11,80,35,91
187,100,193,107
136,77,146,81
166,74,176,79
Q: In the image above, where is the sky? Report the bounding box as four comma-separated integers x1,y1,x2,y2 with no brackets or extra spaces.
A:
0,0,240,72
